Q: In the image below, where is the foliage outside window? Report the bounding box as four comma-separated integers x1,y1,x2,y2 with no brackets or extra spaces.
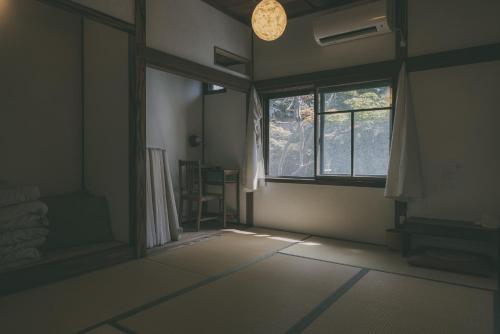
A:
266,81,392,182
268,94,315,177
319,83,392,178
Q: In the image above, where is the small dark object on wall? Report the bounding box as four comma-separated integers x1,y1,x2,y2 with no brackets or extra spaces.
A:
189,135,203,147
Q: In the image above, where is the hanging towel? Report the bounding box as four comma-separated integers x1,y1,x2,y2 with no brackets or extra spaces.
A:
146,148,181,248
243,86,265,192
385,63,424,200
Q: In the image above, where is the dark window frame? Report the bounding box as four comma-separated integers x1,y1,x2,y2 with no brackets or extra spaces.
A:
263,79,395,188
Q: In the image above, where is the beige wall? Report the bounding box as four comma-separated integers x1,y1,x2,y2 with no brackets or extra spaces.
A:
69,0,134,23
205,90,247,223
146,68,203,199
408,0,500,56
0,0,82,196
253,4,395,243
408,61,500,221
147,0,251,78
83,19,130,243
255,184,393,244
252,0,500,244
253,11,395,80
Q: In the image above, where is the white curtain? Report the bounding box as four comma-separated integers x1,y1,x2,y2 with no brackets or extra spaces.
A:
385,63,424,200
146,148,180,248
243,86,265,192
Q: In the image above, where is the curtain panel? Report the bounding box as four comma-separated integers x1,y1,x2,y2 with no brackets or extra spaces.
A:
243,86,265,192
385,63,424,200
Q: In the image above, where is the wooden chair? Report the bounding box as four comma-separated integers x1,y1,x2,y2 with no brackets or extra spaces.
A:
178,160,223,231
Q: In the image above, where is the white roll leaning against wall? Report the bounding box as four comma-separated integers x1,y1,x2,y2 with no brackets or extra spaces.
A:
146,148,181,248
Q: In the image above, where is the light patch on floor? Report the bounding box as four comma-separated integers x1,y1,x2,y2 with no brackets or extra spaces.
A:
280,236,497,290
0,260,204,334
148,228,308,276
119,254,360,334
0,227,496,333
302,270,494,334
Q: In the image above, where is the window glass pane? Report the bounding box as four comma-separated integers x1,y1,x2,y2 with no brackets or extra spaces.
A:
354,110,390,176
323,85,391,112
268,94,314,177
320,113,351,175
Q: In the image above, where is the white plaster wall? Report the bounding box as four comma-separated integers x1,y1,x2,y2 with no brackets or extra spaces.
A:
252,0,500,244
70,0,134,23
146,68,203,199
84,19,130,243
253,11,395,80
147,0,251,77
0,0,82,196
254,183,394,244
205,90,247,223
408,61,500,221
408,0,500,56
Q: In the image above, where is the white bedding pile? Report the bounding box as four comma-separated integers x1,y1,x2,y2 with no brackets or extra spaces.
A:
0,183,49,270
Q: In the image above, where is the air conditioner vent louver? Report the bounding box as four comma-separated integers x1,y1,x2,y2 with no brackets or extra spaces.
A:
319,26,378,44
313,0,393,46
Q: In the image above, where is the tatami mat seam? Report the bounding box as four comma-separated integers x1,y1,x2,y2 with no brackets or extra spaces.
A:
143,258,211,278
109,322,136,334
278,251,497,292
77,234,312,334
285,268,370,334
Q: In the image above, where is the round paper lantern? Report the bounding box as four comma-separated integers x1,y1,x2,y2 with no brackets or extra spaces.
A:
252,0,287,42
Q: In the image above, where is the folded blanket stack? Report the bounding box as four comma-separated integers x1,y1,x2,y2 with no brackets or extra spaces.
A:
0,183,49,270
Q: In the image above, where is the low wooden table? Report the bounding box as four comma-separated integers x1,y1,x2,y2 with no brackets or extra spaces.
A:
399,217,500,261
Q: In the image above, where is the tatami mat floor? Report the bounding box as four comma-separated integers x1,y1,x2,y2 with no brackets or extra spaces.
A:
0,227,497,334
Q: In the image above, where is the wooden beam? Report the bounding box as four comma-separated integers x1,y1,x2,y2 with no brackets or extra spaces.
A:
134,0,147,258
35,0,135,33
246,192,254,226
145,47,252,93
407,43,500,72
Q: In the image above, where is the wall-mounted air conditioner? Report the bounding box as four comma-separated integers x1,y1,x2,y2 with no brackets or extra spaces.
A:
313,0,394,46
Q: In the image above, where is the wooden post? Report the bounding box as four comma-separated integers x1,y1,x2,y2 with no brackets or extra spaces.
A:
134,0,147,258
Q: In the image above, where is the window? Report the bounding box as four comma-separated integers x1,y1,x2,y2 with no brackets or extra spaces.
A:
268,93,315,177
265,81,392,186
319,82,392,178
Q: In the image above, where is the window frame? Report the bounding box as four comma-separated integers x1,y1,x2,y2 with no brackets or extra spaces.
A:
263,79,394,188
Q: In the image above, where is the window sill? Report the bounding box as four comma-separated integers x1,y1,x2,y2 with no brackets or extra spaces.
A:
264,176,386,188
